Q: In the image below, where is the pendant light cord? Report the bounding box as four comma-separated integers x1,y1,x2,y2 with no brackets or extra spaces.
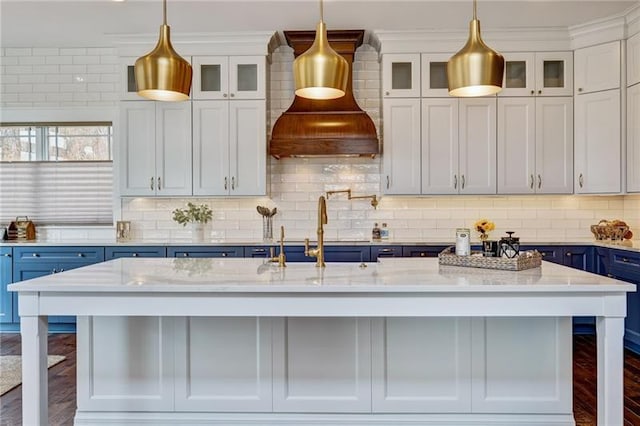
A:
320,0,324,22
473,0,477,20
163,0,167,25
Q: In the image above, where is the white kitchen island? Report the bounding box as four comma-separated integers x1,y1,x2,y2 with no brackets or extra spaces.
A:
8,257,636,426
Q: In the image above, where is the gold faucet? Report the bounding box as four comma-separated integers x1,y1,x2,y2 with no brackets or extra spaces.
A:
326,189,378,209
269,225,286,267
304,195,327,267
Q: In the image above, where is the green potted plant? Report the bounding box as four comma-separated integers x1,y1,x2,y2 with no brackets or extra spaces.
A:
172,202,212,241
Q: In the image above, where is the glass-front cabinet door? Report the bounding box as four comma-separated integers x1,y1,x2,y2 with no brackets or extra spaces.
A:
193,56,265,100
193,56,230,100
500,53,535,97
229,56,266,99
421,53,452,97
535,52,572,96
382,53,421,98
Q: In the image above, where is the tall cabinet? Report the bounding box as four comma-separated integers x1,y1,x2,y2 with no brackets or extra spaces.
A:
192,56,267,196
382,53,497,196
627,32,640,192
382,54,422,195
117,34,274,198
497,52,573,194
573,40,622,194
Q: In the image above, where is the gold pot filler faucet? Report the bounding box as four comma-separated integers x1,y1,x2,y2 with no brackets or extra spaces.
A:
305,190,378,268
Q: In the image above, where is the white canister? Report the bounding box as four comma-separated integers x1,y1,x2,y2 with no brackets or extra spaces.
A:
455,228,471,256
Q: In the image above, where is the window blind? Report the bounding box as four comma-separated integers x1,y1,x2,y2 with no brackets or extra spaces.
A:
0,161,113,226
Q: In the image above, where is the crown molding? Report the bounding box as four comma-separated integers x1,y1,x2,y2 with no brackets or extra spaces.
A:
109,31,279,57
627,3,640,37
569,12,627,49
370,28,571,56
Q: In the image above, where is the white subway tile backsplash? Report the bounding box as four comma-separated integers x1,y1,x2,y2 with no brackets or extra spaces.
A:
19,56,45,65
5,48,31,56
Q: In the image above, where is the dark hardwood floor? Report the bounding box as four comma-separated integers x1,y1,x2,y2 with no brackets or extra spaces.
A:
1,333,640,425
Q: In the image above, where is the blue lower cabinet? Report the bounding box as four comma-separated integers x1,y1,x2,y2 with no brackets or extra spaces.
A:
371,246,403,260
609,249,640,354
244,246,273,258
275,246,371,263
106,246,166,259
402,246,448,258
595,247,612,277
168,246,244,258
521,245,563,264
11,246,105,330
0,247,13,324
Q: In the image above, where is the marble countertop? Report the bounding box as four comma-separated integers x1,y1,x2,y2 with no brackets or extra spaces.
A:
8,257,635,294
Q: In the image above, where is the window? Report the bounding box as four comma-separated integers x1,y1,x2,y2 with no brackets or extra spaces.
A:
0,123,113,226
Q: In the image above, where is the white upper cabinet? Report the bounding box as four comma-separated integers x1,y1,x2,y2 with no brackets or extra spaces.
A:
627,84,640,192
192,55,266,100
421,98,496,195
119,101,193,197
628,32,640,87
497,97,573,194
421,98,459,194
574,89,621,194
193,100,266,196
500,52,572,97
383,98,422,194
421,53,452,97
574,41,621,95
458,98,497,194
382,53,421,98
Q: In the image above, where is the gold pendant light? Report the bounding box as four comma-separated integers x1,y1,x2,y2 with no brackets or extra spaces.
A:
293,0,348,100
134,0,192,101
447,0,504,97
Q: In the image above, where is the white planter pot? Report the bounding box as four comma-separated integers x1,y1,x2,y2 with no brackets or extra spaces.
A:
191,223,205,243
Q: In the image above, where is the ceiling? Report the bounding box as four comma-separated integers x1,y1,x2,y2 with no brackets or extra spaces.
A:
0,0,637,48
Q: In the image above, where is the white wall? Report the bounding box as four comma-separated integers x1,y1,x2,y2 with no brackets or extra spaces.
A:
0,45,635,243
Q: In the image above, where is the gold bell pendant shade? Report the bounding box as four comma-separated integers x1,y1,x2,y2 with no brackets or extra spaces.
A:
134,0,192,101
293,0,348,100
447,0,504,97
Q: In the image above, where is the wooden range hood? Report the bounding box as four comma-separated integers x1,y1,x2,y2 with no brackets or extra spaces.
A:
269,30,379,159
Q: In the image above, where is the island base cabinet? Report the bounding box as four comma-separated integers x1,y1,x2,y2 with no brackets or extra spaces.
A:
471,317,573,414
174,317,272,411
76,316,574,424
76,316,174,412
371,317,472,412
272,317,372,413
